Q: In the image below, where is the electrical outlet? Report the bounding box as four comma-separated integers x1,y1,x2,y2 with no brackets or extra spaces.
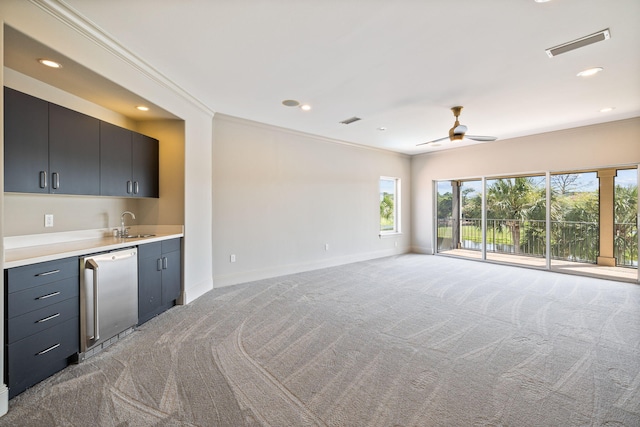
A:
44,214,54,228
230,254,236,263
325,243,329,251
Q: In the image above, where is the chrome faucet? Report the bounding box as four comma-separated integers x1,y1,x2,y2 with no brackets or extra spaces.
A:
120,211,136,237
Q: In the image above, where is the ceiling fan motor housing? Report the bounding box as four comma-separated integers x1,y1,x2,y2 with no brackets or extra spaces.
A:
449,106,465,140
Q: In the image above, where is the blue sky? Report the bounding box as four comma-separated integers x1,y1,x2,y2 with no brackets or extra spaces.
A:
438,168,638,196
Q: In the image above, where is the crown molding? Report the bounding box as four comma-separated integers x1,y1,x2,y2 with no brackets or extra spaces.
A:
215,114,411,158
29,0,215,117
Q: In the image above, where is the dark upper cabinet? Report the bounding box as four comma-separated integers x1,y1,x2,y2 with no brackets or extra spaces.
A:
49,103,100,195
3,87,49,193
132,132,159,198
100,121,133,196
99,124,159,198
4,87,159,198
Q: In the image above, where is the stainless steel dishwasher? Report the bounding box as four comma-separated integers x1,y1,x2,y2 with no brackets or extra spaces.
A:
79,248,138,360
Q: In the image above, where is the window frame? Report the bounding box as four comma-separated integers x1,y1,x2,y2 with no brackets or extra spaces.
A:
379,176,401,236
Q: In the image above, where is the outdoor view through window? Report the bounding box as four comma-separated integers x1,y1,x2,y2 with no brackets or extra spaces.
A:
436,168,638,278
380,177,399,233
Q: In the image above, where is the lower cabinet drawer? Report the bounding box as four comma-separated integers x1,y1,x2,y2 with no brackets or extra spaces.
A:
7,297,79,344
6,257,78,293
7,316,79,398
8,277,79,319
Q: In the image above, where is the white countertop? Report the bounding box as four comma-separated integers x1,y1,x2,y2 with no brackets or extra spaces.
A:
4,225,184,269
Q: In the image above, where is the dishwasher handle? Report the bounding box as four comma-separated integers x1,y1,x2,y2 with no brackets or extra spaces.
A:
85,258,100,341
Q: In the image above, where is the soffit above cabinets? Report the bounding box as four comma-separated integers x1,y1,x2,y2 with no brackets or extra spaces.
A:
3,25,179,122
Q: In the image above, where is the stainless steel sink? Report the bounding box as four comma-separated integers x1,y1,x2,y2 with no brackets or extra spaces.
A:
124,234,155,239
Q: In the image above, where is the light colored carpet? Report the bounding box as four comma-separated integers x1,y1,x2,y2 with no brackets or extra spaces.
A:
1,254,639,426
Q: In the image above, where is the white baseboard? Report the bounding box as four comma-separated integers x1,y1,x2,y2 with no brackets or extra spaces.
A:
0,384,8,417
411,245,434,255
182,277,213,304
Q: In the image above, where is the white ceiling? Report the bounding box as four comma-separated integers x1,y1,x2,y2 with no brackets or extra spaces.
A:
13,0,640,154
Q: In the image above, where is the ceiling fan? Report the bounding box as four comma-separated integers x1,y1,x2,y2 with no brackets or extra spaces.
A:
417,106,497,146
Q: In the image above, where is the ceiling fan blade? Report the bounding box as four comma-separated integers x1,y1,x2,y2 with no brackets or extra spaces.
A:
416,135,449,146
453,124,467,134
465,135,497,142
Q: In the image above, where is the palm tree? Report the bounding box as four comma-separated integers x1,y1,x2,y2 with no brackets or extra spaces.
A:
487,177,545,253
614,184,638,266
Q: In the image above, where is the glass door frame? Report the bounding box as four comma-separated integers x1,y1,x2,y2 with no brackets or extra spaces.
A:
432,164,639,283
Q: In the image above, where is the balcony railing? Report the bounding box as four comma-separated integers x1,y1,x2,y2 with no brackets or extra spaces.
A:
615,222,638,267
438,218,638,268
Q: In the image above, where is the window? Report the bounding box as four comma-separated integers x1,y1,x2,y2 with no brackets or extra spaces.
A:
380,177,401,234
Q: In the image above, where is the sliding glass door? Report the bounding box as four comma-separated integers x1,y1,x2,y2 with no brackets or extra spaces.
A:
485,176,546,266
434,166,638,281
549,172,599,266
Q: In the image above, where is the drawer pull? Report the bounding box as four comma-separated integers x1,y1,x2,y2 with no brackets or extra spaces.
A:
36,291,61,300
36,313,60,323
35,269,61,277
36,343,61,356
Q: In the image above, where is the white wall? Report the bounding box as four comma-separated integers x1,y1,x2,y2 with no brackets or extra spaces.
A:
212,115,411,286
411,117,640,254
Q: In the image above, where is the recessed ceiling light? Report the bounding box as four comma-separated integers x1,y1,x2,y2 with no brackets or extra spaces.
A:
599,107,615,113
377,127,387,131
300,104,312,111
282,99,300,107
534,0,551,3
38,58,62,68
136,106,149,111
577,67,603,77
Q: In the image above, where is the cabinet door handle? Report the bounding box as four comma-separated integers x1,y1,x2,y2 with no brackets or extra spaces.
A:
134,181,139,194
162,256,168,270
36,291,61,300
127,180,133,194
35,269,60,277
40,171,48,189
36,313,60,323
36,343,61,356
157,258,163,271
52,172,60,189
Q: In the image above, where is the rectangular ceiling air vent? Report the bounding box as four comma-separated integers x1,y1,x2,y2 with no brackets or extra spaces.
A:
340,116,362,125
545,29,610,58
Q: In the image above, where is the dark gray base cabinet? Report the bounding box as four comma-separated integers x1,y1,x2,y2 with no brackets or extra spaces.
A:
138,238,182,325
4,257,79,399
